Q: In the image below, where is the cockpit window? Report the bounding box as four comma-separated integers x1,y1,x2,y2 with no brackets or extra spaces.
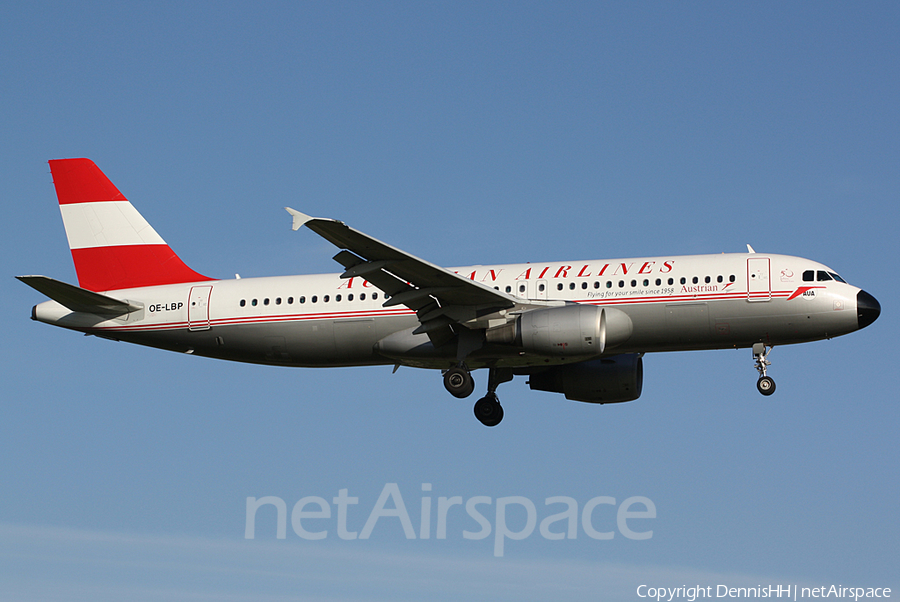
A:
805,269,846,283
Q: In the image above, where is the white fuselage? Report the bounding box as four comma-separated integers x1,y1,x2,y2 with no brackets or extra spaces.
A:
32,252,865,370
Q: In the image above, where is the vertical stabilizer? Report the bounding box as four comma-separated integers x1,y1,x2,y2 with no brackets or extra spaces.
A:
49,158,212,291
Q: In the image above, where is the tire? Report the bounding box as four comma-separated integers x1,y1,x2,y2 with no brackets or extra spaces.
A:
444,367,475,398
757,376,776,396
474,395,503,427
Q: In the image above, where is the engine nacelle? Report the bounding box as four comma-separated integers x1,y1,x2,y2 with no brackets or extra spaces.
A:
488,304,632,357
527,353,643,404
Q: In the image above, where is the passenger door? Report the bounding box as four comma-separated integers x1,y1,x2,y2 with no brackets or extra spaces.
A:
747,258,771,302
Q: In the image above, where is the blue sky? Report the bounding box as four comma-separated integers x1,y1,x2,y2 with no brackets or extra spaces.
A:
2,2,898,600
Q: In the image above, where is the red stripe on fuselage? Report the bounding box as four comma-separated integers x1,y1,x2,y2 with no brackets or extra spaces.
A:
71,245,213,292
786,286,826,301
87,290,800,334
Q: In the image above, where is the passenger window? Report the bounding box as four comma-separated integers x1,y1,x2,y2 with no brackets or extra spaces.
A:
618,280,625,288
582,282,588,289
557,283,564,291
519,284,526,293
299,296,306,304
288,297,293,304
311,296,317,303
631,280,637,287
655,279,661,286
704,276,710,284
594,281,600,289
539,284,545,292
276,297,282,305
324,295,330,302
803,270,815,282
505,286,512,293
680,277,686,285
729,275,735,282
606,281,612,289
336,294,341,302
668,278,674,285
252,299,258,306
643,279,649,286
240,299,246,307
372,293,378,300
569,283,576,290
348,294,354,301
716,276,723,283
360,293,366,301
264,298,270,306
692,277,698,284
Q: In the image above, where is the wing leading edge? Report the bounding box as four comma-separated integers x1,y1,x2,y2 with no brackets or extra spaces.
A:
285,208,516,346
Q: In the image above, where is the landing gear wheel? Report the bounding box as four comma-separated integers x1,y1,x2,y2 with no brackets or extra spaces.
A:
752,343,776,396
444,367,475,398
757,376,776,396
474,394,504,427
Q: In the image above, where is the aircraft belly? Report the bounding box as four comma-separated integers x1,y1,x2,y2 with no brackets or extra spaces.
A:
104,317,420,368
664,303,712,344
710,297,853,344
213,314,419,366
616,297,855,352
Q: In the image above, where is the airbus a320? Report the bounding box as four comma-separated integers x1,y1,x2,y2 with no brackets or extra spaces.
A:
19,159,881,426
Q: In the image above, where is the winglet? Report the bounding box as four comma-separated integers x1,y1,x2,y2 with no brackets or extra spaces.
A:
746,244,756,254
285,207,313,231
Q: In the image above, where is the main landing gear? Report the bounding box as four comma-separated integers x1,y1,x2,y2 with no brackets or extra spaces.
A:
442,366,512,427
443,365,475,398
752,343,776,396
474,393,503,427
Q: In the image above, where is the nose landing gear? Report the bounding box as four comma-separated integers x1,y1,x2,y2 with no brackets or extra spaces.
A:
752,343,776,396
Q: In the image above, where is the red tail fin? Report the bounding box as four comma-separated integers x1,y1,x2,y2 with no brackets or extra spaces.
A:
49,158,213,291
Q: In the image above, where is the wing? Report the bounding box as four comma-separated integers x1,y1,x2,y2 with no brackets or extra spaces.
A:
286,208,516,347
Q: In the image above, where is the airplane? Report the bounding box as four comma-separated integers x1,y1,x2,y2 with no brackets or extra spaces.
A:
19,158,881,426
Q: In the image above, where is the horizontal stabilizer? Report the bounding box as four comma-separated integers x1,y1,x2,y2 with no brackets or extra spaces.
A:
16,275,141,316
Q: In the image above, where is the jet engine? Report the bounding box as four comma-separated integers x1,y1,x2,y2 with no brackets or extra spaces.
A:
486,304,633,357
527,353,643,404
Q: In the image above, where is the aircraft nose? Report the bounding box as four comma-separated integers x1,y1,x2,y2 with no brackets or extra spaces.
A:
857,290,881,330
